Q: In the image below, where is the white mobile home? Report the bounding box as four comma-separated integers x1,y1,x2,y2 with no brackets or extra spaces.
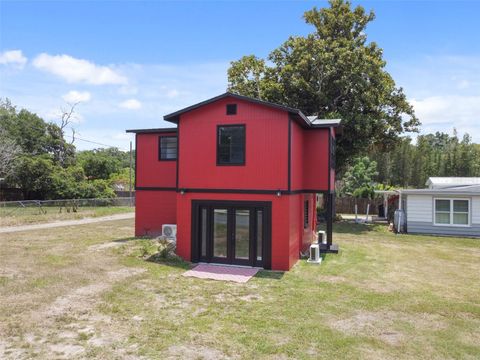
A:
401,177,480,237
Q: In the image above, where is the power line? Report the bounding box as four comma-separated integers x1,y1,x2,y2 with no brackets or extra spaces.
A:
2,114,131,151
63,134,130,151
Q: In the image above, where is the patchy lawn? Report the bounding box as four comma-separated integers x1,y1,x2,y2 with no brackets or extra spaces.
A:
0,206,134,227
0,219,479,359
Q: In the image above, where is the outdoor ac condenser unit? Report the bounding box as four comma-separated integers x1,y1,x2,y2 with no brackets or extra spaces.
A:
307,243,322,264
162,224,177,240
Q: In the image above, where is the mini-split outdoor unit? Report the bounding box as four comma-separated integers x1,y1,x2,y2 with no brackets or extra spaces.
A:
162,224,177,240
307,243,322,264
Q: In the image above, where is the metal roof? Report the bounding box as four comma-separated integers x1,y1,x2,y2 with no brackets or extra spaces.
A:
426,177,480,189
162,92,342,129
400,184,480,196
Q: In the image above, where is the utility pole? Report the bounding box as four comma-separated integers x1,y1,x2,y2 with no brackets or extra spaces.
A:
129,141,133,206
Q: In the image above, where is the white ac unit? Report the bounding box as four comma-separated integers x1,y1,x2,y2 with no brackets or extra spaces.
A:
162,224,177,240
307,243,322,264
318,230,327,244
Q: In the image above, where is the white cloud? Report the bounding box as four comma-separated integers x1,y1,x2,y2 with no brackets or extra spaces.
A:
32,53,127,85
118,85,138,95
0,50,27,68
119,98,142,110
457,79,470,90
410,95,480,141
62,90,91,103
166,89,180,98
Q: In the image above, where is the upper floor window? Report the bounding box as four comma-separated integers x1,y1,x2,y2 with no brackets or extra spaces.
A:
159,136,177,160
434,198,470,226
217,125,245,165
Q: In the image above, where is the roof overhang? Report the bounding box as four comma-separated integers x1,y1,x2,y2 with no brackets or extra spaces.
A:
398,189,480,196
126,127,177,134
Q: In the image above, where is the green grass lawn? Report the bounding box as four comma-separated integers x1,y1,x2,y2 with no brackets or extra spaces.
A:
0,205,133,227
0,219,478,359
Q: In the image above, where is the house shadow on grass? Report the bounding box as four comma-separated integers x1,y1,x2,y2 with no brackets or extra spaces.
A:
112,237,139,244
254,270,285,280
144,253,192,270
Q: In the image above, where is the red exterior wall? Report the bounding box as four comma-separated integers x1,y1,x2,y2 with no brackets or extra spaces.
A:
290,121,304,191
175,192,317,271
176,193,297,271
135,190,176,236
136,133,176,188
178,97,289,190
135,132,177,236
302,129,330,191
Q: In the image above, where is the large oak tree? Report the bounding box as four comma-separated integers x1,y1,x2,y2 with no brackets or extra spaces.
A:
227,0,420,171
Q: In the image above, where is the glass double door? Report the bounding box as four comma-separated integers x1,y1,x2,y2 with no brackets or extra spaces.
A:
197,203,266,267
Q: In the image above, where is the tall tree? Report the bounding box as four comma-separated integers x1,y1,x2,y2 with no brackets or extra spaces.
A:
341,156,379,198
227,0,419,171
0,128,21,179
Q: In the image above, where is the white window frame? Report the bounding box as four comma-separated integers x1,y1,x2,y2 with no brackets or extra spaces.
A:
433,198,471,227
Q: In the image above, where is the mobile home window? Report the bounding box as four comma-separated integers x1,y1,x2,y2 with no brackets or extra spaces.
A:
159,136,177,160
434,199,470,226
217,125,245,165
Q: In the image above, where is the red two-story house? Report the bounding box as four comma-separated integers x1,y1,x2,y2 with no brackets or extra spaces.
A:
127,93,340,271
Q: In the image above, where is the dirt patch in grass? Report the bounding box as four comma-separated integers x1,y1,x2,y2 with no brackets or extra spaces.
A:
166,344,235,360
319,275,347,283
329,310,447,346
46,268,144,318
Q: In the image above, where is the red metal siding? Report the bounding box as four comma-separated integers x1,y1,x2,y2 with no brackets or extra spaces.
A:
175,192,295,271
302,130,330,190
132,95,337,270
290,121,304,191
178,97,289,191
135,190,176,236
136,133,176,188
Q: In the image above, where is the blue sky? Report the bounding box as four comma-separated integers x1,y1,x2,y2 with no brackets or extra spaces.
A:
1,0,479,150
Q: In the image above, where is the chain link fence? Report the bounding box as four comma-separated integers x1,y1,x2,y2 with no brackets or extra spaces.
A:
0,197,135,226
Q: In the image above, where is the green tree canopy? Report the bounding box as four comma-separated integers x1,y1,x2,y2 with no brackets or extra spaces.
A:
341,156,378,198
0,98,75,166
77,149,123,180
227,0,419,171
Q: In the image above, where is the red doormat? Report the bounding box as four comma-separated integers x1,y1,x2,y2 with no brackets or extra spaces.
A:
182,264,259,283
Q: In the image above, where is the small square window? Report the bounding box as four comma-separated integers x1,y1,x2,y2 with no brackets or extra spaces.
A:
226,104,237,115
159,136,177,160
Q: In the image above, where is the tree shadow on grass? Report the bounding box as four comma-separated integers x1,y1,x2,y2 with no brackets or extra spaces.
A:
317,220,386,235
